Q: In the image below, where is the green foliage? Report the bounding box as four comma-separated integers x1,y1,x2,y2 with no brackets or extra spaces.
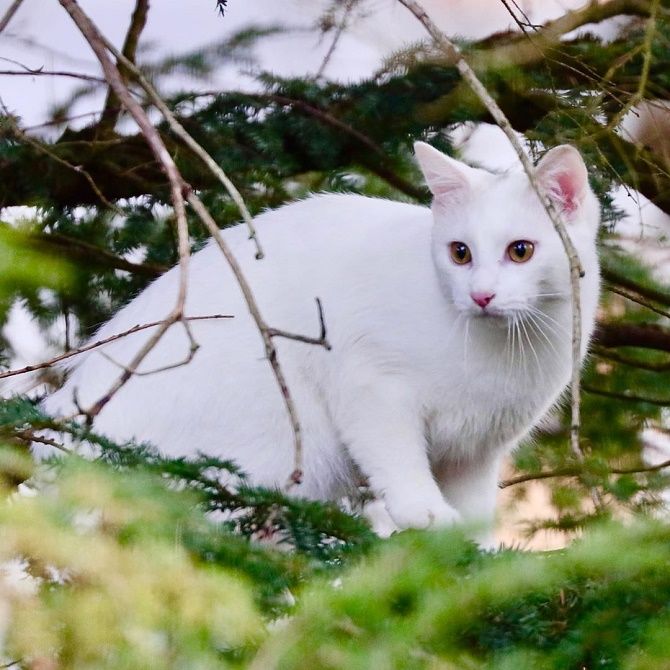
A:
1,2,670,666
255,522,670,669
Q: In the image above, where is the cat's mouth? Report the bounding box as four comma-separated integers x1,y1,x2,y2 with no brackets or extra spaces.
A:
468,308,510,327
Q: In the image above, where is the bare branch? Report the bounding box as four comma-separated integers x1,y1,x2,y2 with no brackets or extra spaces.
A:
607,284,670,320
0,315,232,381
186,192,309,489
0,0,24,34
97,35,265,259
98,0,149,134
594,322,670,354
0,69,106,84
583,384,670,407
601,266,670,308
58,0,328,489
499,458,670,489
396,0,590,487
267,297,332,350
316,0,358,79
58,0,191,420
592,345,670,372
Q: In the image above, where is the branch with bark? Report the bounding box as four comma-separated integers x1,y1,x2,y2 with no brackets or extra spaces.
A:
55,0,333,487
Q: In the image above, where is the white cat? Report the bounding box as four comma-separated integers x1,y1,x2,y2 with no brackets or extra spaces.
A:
40,143,600,533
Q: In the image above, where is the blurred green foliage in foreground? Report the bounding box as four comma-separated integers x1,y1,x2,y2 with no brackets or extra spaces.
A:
2,439,670,669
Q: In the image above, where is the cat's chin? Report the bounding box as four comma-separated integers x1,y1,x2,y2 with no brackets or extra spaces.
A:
467,309,509,325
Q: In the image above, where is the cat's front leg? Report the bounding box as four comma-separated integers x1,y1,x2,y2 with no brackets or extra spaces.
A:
437,452,505,549
337,380,461,530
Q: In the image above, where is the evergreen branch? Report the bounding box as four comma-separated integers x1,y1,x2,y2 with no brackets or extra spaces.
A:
0,0,23,34
594,322,670,354
499,458,670,489
396,0,592,500
0,315,232,381
1,109,122,214
601,266,670,307
59,0,192,422
583,384,670,406
29,231,167,278
592,345,670,372
254,92,427,201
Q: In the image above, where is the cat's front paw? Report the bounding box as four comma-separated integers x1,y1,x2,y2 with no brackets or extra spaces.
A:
385,495,462,530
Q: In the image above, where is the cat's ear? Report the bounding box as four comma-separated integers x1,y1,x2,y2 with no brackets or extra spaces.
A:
414,142,472,203
535,145,589,218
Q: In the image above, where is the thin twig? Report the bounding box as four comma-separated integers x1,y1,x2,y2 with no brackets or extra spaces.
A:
592,345,670,373
396,0,590,488
99,316,201,377
607,284,670,320
98,36,265,259
0,69,106,83
0,0,24,34
267,298,332,350
58,0,192,421
583,384,670,407
15,429,72,454
30,231,167,279
98,0,149,133
601,266,670,307
186,192,323,489
316,0,358,78
0,315,232,381
499,458,670,489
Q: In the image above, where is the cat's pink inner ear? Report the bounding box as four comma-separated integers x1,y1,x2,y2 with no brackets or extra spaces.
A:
536,145,588,216
413,141,469,202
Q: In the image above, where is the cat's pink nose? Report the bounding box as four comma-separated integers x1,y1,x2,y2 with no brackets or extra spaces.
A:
471,292,495,308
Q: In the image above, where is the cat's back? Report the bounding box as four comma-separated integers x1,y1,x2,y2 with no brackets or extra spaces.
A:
43,193,433,451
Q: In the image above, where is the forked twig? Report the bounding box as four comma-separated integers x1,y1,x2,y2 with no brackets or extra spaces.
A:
187,193,331,488
0,315,232,381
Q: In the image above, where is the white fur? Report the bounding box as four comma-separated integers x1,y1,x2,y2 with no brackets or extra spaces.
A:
40,145,601,535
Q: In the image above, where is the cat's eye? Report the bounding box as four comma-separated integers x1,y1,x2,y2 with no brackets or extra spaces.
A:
507,240,535,263
449,242,472,265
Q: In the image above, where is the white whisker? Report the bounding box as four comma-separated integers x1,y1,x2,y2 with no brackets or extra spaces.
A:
519,316,543,383
527,305,571,338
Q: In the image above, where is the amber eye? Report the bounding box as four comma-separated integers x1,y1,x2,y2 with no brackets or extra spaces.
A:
449,242,472,265
507,240,535,263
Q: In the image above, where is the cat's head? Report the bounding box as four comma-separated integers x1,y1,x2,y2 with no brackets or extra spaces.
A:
414,142,600,322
